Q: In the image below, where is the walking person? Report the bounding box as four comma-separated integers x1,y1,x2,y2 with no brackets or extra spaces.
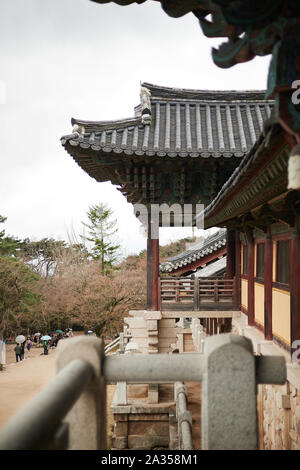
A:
43,340,49,355
20,341,25,360
26,337,33,353
14,344,22,362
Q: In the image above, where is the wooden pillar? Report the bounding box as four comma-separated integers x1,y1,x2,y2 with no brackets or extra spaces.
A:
226,228,236,279
147,216,159,311
264,230,273,340
193,275,199,311
234,231,241,310
247,235,255,326
291,229,300,351
213,318,218,335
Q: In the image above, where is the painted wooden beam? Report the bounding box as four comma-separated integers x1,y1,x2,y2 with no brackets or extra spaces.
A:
161,311,233,318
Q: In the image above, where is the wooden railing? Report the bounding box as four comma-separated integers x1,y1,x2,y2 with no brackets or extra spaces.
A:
160,277,194,307
160,277,236,311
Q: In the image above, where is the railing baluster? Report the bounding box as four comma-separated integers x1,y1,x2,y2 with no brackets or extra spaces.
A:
214,280,219,303
194,276,199,311
175,280,180,303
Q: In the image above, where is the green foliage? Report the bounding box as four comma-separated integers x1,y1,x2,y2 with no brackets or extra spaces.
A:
159,237,196,260
0,215,25,257
0,211,201,340
20,237,68,278
81,203,120,274
0,256,42,337
21,238,67,260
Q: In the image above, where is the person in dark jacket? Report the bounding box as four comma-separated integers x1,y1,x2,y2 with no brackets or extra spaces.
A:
14,344,22,362
43,340,49,355
20,342,25,359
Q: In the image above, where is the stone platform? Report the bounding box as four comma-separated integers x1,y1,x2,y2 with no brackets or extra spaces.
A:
111,384,177,450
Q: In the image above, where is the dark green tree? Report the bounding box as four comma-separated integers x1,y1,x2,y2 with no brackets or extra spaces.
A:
0,215,25,257
0,256,42,337
81,203,120,274
20,238,68,278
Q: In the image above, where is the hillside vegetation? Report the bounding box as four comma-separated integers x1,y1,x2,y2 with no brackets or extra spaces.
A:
0,214,196,340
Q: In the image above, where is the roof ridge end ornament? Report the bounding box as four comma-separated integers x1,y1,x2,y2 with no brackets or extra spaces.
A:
72,123,85,136
140,85,152,125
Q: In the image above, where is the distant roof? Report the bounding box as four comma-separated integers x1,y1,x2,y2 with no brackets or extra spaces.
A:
160,228,226,273
195,256,227,278
61,82,274,165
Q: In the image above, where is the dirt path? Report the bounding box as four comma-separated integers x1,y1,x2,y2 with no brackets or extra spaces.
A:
0,344,115,444
0,345,56,428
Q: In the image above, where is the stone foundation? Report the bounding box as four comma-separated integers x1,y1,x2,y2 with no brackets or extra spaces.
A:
112,409,176,450
233,311,300,450
111,384,178,450
258,382,300,449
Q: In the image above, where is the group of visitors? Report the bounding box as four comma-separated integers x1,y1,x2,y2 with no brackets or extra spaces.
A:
43,329,73,355
14,336,33,362
14,328,74,361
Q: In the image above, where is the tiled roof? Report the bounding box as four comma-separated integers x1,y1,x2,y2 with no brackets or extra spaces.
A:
61,83,274,163
194,256,227,278
160,228,226,273
201,124,290,229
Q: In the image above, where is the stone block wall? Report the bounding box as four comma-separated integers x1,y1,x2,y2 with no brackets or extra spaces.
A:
259,382,300,449
112,407,178,450
232,312,300,450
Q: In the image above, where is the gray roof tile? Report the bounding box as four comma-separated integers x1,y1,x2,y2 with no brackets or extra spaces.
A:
160,228,227,273
194,256,227,278
61,83,274,160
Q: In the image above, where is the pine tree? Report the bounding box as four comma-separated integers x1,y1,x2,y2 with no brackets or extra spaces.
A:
0,215,24,257
81,203,120,274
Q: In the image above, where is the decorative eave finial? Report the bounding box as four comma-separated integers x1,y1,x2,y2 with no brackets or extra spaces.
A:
140,86,152,125
72,123,85,136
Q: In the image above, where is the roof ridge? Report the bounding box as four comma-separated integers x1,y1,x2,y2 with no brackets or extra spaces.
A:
142,82,272,100
70,116,141,132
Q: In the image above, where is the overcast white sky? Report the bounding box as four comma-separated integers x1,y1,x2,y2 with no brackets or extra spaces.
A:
0,0,270,257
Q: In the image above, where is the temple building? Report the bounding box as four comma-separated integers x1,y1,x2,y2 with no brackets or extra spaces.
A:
2,0,300,453
202,122,299,353
62,82,273,211
60,82,300,450
62,82,274,311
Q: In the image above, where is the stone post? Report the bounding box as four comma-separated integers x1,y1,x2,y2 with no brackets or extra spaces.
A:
202,334,257,450
55,336,106,450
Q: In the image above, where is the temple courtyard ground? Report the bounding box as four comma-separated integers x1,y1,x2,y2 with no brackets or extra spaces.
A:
0,342,115,446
